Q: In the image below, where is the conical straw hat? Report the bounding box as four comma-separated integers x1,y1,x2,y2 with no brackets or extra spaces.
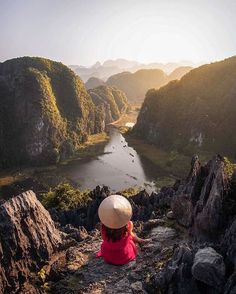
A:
98,195,132,229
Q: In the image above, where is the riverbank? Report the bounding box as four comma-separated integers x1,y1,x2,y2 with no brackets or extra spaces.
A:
0,132,110,199
124,132,215,180
110,107,139,127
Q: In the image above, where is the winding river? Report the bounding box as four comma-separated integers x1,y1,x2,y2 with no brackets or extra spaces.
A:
58,125,167,193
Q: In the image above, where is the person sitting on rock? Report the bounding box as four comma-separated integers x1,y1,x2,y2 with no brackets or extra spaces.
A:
96,195,151,265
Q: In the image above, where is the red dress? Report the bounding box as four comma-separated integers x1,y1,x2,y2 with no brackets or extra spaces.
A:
96,221,137,265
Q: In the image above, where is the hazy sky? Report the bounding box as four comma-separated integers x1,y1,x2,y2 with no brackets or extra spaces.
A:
1,0,236,66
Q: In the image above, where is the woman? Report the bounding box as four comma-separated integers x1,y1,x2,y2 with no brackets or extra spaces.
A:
96,195,151,265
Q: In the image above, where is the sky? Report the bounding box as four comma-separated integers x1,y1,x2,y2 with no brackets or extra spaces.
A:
1,0,236,66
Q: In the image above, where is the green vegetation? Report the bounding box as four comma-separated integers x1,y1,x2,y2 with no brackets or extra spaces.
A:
155,176,177,189
224,157,236,179
106,67,192,104
106,69,167,104
134,56,236,157
41,183,91,211
75,132,109,158
125,134,191,177
85,77,105,90
88,85,129,124
118,187,141,197
0,56,106,168
168,66,193,80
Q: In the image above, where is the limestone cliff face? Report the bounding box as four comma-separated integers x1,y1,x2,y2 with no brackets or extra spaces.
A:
88,85,129,124
0,190,62,293
0,57,104,167
134,56,236,156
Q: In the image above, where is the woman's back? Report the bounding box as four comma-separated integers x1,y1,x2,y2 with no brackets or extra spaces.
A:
97,221,137,265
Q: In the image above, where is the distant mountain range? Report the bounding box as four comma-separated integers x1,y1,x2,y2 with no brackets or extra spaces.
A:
69,58,197,82
86,66,193,104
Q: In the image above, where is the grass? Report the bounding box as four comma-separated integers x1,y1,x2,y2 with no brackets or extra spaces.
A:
125,134,214,178
75,132,109,159
224,156,236,179
111,106,139,127
155,176,177,189
118,187,141,197
125,135,190,177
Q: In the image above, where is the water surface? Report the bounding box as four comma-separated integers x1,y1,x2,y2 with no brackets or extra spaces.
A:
59,126,167,192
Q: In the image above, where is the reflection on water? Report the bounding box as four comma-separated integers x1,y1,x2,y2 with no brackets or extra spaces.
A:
60,126,165,192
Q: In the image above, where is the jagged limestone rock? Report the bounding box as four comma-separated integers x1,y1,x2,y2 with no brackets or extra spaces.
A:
172,155,228,241
192,247,225,287
0,190,62,293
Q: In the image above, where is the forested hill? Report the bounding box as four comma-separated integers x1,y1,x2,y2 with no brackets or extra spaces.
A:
134,56,236,156
85,77,105,90
106,69,167,104
0,57,128,168
88,85,129,124
167,66,193,81
106,67,192,104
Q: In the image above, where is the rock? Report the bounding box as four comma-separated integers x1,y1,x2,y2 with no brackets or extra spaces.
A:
193,156,226,240
171,155,201,227
192,247,225,287
144,218,165,230
172,155,230,241
224,272,236,294
167,210,175,219
0,190,62,293
149,226,177,244
223,218,236,267
61,224,88,242
50,186,174,231
130,281,143,292
146,244,199,293
112,277,132,293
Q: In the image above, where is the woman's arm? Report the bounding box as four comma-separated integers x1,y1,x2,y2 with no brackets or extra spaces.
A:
127,221,151,244
132,233,152,244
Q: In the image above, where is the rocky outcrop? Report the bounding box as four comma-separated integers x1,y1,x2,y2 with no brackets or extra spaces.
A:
0,155,235,293
172,155,229,241
192,247,225,288
0,57,105,168
171,155,201,227
0,190,62,293
223,218,236,268
49,185,175,231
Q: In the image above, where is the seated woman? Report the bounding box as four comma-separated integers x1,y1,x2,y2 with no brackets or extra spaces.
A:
96,195,151,265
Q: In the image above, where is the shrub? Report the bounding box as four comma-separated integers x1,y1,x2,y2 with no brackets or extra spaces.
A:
41,183,91,211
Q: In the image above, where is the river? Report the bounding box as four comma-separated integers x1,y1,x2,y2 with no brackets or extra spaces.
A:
0,124,173,197
57,125,163,193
